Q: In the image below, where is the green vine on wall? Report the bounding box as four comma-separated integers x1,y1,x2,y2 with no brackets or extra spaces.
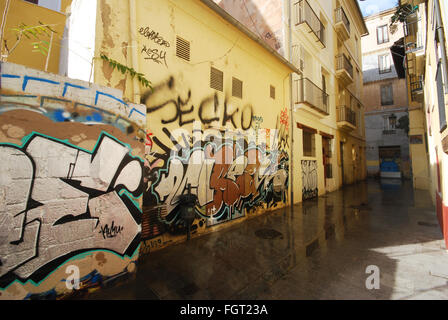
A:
100,53,153,90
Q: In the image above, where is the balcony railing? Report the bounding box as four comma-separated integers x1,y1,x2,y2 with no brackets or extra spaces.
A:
410,74,424,93
294,78,329,115
337,105,356,127
335,6,350,34
294,0,325,47
410,74,424,102
336,54,353,79
404,18,424,53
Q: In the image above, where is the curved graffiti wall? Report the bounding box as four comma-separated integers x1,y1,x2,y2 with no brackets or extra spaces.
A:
0,62,145,299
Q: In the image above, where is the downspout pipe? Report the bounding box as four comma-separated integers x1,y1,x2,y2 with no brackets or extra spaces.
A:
129,0,141,103
434,0,448,91
288,0,294,214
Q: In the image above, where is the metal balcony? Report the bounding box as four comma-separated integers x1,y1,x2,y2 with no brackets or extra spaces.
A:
404,15,424,54
294,0,325,48
410,74,424,102
337,105,356,131
294,78,329,115
336,53,353,85
335,6,350,41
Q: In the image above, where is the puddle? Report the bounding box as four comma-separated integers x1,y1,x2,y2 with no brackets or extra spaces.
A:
255,228,284,240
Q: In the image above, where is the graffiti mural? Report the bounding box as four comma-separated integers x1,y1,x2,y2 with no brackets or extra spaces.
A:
0,132,142,286
0,62,145,299
140,76,289,242
302,160,318,200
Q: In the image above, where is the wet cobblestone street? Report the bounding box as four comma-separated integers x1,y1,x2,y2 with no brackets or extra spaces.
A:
87,179,448,300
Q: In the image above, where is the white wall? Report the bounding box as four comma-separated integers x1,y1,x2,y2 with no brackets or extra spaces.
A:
66,0,98,82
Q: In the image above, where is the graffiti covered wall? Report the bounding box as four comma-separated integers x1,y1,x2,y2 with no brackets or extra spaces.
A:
92,0,294,256
302,160,318,200
0,62,145,299
140,76,290,253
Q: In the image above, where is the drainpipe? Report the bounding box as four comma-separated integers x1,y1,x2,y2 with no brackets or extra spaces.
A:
288,0,294,214
434,0,448,91
129,0,141,103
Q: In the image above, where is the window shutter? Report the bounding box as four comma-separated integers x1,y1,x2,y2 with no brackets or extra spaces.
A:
232,77,243,99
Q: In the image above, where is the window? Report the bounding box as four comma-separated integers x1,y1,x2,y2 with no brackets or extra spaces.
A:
380,84,394,105
232,77,243,99
210,67,223,92
389,114,397,129
378,54,391,73
24,0,61,12
303,131,316,157
377,25,389,44
436,62,447,131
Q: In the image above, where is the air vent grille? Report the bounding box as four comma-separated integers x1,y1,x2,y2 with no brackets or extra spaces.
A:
176,36,190,61
210,67,223,91
232,77,243,99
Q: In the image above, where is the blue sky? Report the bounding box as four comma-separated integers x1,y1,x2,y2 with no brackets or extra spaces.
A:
358,0,399,17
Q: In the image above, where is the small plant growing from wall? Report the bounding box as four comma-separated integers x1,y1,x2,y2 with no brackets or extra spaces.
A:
0,21,57,70
389,3,418,33
100,53,153,90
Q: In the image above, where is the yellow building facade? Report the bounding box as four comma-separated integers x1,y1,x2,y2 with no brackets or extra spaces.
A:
285,0,368,194
412,0,448,245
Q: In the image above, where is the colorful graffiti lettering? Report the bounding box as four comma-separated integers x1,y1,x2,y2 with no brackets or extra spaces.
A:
0,62,145,298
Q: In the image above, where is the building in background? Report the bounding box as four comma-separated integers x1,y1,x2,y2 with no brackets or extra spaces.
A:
0,0,72,74
390,0,430,191
362,7,411,180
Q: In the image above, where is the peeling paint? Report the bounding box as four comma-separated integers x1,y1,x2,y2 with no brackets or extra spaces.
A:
122,42,128,59
100,0,115,49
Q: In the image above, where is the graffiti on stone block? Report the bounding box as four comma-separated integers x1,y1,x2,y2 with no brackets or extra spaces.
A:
0,132,143,288
302,160,318,200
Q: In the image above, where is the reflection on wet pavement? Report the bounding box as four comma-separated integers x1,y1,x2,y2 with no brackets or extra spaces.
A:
87,179,448,300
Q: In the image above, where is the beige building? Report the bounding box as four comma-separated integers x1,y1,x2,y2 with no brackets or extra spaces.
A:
362,8,412,179
391,0,430,191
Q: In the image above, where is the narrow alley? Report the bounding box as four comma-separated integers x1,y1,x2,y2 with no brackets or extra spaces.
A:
87,179,448,300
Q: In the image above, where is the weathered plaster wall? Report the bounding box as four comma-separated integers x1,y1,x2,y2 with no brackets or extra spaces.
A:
0,62,145,299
